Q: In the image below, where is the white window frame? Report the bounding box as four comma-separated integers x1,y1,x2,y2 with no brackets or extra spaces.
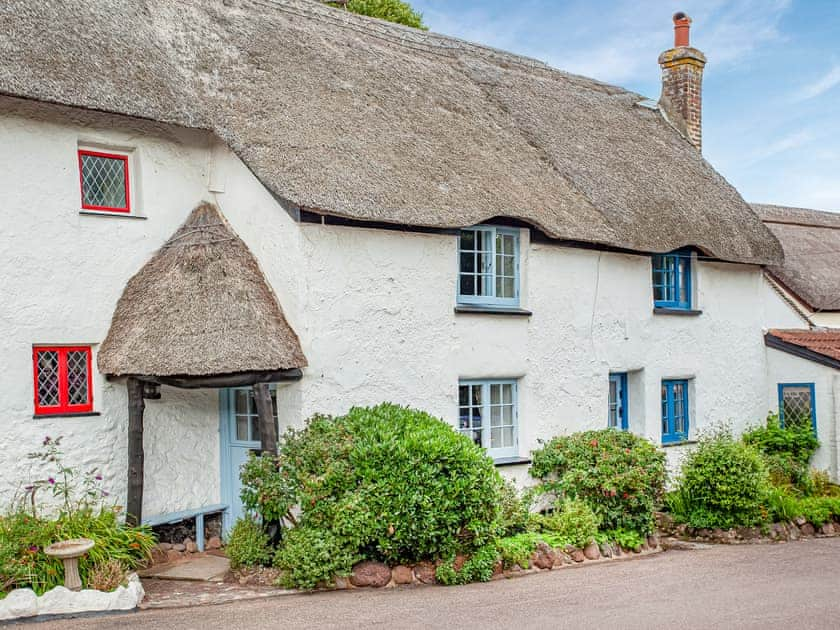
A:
457,226,520,307
458,379,519,459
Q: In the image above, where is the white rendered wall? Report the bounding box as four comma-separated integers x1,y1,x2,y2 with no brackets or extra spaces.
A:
0,98,223,515
765,348,839,479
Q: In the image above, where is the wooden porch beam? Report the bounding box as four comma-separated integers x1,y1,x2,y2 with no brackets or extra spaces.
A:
125,377,146,526
252,382,278,455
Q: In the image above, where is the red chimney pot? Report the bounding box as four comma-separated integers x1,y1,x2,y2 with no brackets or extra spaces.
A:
673,12,691,47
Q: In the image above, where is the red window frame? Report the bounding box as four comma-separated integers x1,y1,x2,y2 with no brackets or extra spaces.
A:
32,346,94,416
77,149,131,213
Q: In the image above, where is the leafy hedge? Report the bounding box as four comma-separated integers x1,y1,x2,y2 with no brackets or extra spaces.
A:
242,403,504,588
529,429,666,534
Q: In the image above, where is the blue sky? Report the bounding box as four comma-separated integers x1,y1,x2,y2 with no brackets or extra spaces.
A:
411,0,840,212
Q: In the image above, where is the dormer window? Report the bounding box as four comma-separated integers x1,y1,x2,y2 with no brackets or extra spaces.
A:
458,227,520,307
78,149,130,213
652,250,692,310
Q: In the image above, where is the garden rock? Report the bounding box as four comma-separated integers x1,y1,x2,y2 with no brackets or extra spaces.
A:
172,543,186,552
647,534,660,548
569,549,585,563
350,561,391,587
186,541,199,553
157,542,173,551
788,524,801,540
166,550,183,563
207,536,222,550
392,566,414,584
820,523,835,535
0,588,38,620
599,543,613,558
414,562,437,584
583,542,600,560
800,523,816,536
531,543,555,569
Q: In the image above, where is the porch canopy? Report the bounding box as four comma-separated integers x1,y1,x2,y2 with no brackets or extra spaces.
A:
98,202,307,523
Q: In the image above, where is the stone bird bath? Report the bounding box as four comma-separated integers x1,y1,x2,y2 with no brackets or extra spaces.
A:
44,538,95,591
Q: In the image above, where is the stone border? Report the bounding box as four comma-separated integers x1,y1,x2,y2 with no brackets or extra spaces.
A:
339,535,663,589
657,512,840,544
0,573,144,621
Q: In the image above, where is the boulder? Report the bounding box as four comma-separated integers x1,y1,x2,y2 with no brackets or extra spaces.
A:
413,561,437,585
491,560,505,579
788,523,801,540
333,576,352,590
453,555,466,572
800,523,816,536
820,523,835,536
599,543,613,558
569,549,585,563
350,561,392,588
185,541,199,553
207,536,223,550
157,542,173,551
794,516,807,527
172,543,186,552
166,550,183,563
391,566,414,585
583,542,600,560
769,523,788,540
531,543,556,570
646,534,660,549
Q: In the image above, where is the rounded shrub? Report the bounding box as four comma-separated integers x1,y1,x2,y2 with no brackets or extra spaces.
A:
226,516,271,570
529,429,666,534
674,430,770,528
242,403,504,588
540,498,600,548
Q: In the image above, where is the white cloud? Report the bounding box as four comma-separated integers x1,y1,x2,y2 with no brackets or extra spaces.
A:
793,65,840,102
745,129,813,164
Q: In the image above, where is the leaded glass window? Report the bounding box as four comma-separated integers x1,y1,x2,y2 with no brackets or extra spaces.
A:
778,383,817,434
78,150,130,212
33,346,93,415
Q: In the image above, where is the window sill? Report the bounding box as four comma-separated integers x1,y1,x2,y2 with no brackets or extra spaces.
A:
493,456,532,467
653,307,703,316
661,439,697,448
455,305,532,317
32,412,101,419
80,210,146,220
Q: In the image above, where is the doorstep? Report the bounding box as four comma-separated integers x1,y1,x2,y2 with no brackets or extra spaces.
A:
139,554,230,582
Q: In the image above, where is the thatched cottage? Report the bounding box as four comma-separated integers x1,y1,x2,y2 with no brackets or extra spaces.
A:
0,1,835,533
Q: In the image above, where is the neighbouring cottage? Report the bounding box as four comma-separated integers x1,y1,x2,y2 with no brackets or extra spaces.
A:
0,1,833,534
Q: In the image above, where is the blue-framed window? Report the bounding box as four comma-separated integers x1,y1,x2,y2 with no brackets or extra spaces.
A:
608,373,628,430
778,383,817,434
661,380,689,444
458,379,518,459
221,387,278,446
652,250,692,309
458,227,520,307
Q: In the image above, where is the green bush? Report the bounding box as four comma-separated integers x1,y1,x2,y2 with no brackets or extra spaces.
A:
672,430,770,528
226,517,272,570
243,404,504,589
742,413,818,465
329,0,428,29
529,429,666,534
603,528,645,550
273,526,359,590
497,480,531,537
435,545,498,586
537,499,600,548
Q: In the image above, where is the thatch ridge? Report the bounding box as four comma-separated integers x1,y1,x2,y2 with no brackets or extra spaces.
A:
98,203,307,377
0,0,781,264
754,204,840,311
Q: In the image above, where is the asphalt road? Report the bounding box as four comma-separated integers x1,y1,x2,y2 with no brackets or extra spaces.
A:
33,538,840,630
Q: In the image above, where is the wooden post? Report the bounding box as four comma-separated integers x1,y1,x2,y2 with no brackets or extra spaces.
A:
125,377,146,526
253,383,277,455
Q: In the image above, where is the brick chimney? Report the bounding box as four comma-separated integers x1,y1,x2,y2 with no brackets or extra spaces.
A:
658,12,707,150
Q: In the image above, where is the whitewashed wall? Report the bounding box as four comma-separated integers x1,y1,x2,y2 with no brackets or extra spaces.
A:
3,98,834,517
765,348,839,478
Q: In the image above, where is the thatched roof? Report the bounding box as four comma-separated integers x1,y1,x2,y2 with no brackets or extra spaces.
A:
98,203,307,377
754,204,840,311
0,0,781,265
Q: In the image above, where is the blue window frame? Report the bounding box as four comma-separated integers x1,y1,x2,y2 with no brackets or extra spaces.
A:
661,380,689,444
778,383,817,435
458,379,518,459
652,250,692,309
608,373,628,430
458,226,520,307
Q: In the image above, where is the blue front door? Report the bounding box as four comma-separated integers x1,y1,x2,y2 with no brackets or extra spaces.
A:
219,387,278,534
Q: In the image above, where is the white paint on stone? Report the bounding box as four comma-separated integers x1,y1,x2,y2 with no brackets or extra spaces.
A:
0,574,144,620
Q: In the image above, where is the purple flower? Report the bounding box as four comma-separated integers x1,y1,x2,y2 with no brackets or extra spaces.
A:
95,474,103,481
101,490,109,497
24,485,34,492
29,545,38,552
48,477,55,485
43,436,51,446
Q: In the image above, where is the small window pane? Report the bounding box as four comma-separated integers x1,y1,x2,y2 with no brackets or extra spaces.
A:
490,406,502,427
460,252,475,273
490,427,502,448
250,416,261,443
460,274,475,296
502,427,515,448
66,350,89,405
460,230,475,251
80,152,128,210
37,351,60,407
236,416,249,441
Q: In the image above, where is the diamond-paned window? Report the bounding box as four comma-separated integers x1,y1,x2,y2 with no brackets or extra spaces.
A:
779,383,816,433
78,150,130,212
33,346,93,415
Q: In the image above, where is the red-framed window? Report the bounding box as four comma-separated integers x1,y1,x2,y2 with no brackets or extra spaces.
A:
78,149,130,213
33,346,93,416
